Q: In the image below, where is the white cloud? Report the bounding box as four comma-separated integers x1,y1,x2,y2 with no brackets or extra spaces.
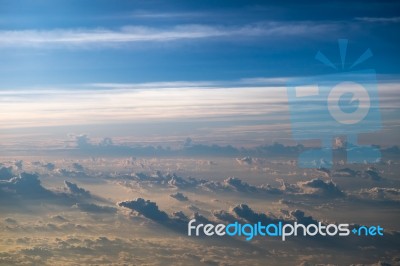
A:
0,22,337,48
355,17,400,23
0,84,288,129
0,79,399,132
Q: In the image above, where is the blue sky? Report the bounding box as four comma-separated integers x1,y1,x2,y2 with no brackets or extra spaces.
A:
0,0,399,149
1,0,399,87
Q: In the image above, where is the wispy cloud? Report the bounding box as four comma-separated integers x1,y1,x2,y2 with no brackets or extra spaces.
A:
0,22,337,48
0,85,287,128
355,17,400,23
0,79,399,130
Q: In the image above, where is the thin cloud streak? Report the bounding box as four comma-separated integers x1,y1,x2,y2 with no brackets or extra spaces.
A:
0,81,399,129
355,17,400,23
0,86,287,128
0,22,337,48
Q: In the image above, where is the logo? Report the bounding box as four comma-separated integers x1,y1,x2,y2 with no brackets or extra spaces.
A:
188,219,384,241
287,39,381,168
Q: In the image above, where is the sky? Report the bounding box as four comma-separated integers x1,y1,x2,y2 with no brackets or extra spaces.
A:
1,0,400,86
0,0,399,149
1,2,400,265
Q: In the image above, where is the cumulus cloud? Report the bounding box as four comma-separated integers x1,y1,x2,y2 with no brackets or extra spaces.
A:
118,198,169,222
214,203,323,231
353,187,400,203
4,217,18,224
0,172,54,199
56,168,87,178
231,204,281,224
118,198,196,233
333,167,383,181
236,156,253,165
43,162,56,171
64,181,91,198
122,171,282,196
296,178,344,198
170,192,189,201
72,163,84,171
0,166,13,180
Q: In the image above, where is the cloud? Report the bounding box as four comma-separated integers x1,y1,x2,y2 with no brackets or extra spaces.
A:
56,168,87,178
355,16,400,23
212,210,239,224
64,181,91,198
221,177,281,194
72,163,84,171
289,210,319,226
123,171,282,196
333,167,383,181
215,203,323,230
231,204,281,224
0,172,109,207
297,178,344,198
0,166,14,180
51,215,68,222
32,161,56,171
42,162,55,171
170,192,189,201
0,22,337,48
353,187,400,203
14,160,23,170
118,198,169,222
236,156,253,165
4,217,18,224
0,172,54,199
118,198,198,233
72,203,117,214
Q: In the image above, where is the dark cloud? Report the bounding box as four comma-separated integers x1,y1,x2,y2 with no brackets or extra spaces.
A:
72,163,84,171
56,168,87,178
223,177,282,194
231,204,281,224
170,192,189,201
172,211,189,221
14,160,23,171
64,135,318,158
333,167,383,181
0,166,14,180
223,177,257,193
289,210,319,225
4,217,17,224
299,178,344,198
32,162,55,171
0,172,98,207
51,215,68,222
124,171,281,196
215,203,326,230
118,198,196,233
43,163,56,171
64,181,91,198
212,210,239,224
0,172,54,199
118,198,169,222
183,137,193,147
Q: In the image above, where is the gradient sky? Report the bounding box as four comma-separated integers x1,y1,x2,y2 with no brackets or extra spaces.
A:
0,0,399,149
1,0,399,86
